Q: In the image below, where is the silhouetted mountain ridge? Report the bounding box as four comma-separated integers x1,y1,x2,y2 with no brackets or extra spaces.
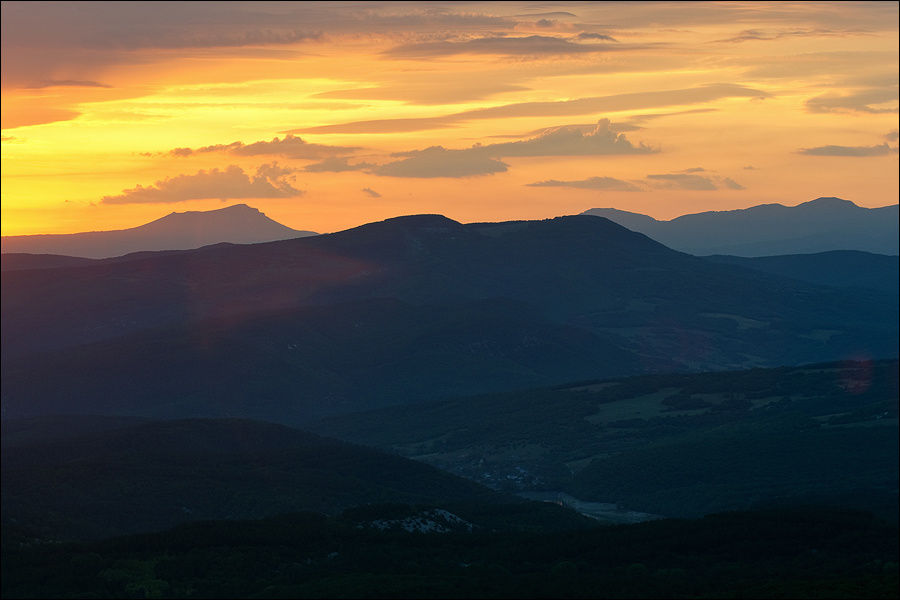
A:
582,197,899,256
2,212,896,423
0,203,316,259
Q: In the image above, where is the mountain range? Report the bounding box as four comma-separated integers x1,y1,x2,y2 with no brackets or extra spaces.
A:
582,197,899,256
2,212,896,424
0,203,316,259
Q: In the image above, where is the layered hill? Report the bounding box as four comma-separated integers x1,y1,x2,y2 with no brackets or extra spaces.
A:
0,203,316,259
583,197,899,256
313,359,900,520
704,251,899,294
0,417,508,540
2,214,896,423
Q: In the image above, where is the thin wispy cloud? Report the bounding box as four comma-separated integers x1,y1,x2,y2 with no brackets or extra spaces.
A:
291,84,769,135
526,176,642,191
101,164,302,204
315,81,530,105
384,35,623,58
303,157,375,172
361,187,382,198
514,12,578,19
716,28,871,44
92,30,322,51
22,79,111,89
488,120,642,139
578,32,617,41
805,87,899,114
798,143,895,156
644,172,744,191
169,135,358,159
646,173,718,190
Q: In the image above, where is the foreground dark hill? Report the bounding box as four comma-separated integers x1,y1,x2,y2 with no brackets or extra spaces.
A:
313,359,900,520
704,250,900,294
583,197,899,256
2,213,896,423
0,417,514,541
4,507,896,599
0,203,316,259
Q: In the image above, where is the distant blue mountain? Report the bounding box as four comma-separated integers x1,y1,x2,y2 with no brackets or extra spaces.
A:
583,197,899,256
0,204,316,259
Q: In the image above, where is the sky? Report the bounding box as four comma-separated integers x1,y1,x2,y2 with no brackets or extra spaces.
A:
1,1,898,236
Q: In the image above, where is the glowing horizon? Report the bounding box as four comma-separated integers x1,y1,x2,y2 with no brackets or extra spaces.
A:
2,1,898,236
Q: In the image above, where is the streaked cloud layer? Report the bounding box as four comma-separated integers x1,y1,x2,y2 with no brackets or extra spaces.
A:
1,1,897,235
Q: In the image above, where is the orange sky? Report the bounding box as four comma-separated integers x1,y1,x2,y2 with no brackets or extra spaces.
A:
1,1,898,236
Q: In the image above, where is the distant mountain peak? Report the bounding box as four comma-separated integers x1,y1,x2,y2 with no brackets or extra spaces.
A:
157,203,264,221
798,197,858,209
1,204,316,259
576,197,898,256
380,214,462,228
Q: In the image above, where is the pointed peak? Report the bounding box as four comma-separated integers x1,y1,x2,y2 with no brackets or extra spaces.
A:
218,203,261,213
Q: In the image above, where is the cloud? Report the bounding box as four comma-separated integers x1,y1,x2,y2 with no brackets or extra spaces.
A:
798,143,894,156
625,108,718,123
488,120,642,139
101,164,302,204
372,146,509,178
370,119,653,178
646,173,718,190
885,130,899,141
805,87,899,114
93,30,322,51
479,119,656,156
288,116,454,135
291,84,769,134
716,28,871,43
303,157,374,172
22,79,111,89
314,81,530,105
526,176,642,191
384,34,622,58
643,172,745,190
169,135,358,159
3,3,517,89
515,12,578,19
578,32,617,41
361,187,382,198
739,51,896,81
